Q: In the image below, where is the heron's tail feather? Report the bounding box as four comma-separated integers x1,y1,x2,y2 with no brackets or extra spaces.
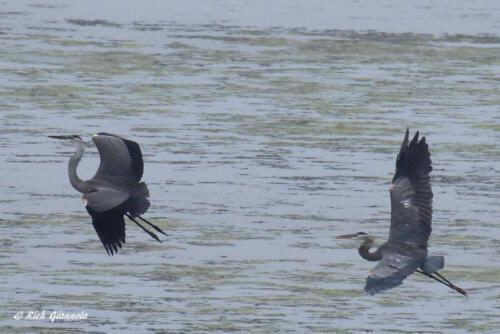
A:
421,255,444,274
136,182,150,198
129,182,150,216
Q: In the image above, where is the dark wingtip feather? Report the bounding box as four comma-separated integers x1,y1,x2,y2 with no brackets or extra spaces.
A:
402,129,410,148
410,131,419,146
397,129,410,159
393,129,432,183
122,138,144,181
86,205,126,256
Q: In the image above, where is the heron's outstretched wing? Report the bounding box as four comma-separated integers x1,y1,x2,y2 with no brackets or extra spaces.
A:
86,202,128,255
388,129,433,249
365,251,421,295
92,133,144,184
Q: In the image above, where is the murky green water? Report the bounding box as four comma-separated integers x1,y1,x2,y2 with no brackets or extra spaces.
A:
1,1,499,333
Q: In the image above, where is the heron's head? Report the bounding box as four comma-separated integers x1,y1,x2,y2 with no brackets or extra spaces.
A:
337,232,374,247
49,135,85,146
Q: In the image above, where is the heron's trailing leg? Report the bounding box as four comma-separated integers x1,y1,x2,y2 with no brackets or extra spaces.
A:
416,269,467,296
434,271,467,296
137,216,168,237
416,269,451,287
125,213,161,242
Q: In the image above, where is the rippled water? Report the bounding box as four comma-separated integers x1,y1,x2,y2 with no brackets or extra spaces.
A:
1,1,499,333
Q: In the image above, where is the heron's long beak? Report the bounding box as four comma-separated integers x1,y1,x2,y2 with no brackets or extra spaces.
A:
48,135,74,140
48,135,87,145
336,233,358,239
337,232,368,239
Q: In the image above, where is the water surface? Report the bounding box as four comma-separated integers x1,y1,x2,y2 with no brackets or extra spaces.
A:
1,1,499,333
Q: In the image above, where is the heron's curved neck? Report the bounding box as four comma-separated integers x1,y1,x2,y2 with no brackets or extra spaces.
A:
68,142,89,193
358,237,382,261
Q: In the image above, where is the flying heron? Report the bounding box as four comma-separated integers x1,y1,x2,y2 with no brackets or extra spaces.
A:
338,129,466,296
49,133,167,255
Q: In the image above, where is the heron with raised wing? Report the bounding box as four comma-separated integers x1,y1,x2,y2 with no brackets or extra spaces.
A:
338,129,466,296
49,133,167,255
